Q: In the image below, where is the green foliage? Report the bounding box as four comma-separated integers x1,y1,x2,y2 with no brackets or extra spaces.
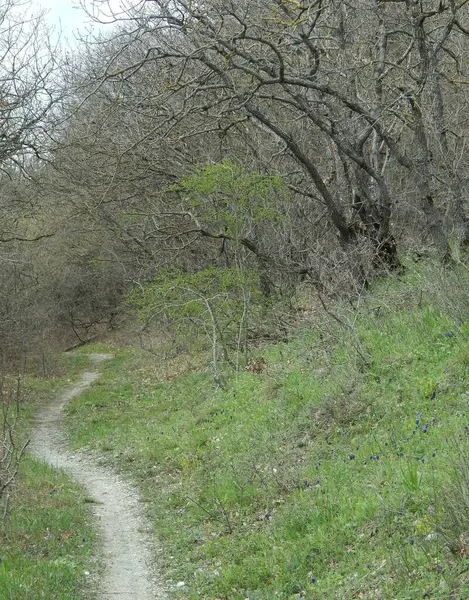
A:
169,160,286,238
129,266,253,321
127,266,262,365
126,161,293,366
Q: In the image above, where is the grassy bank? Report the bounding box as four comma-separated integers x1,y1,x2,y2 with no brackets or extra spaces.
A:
0,457,98,600
0,352,98,600
63,261,469,599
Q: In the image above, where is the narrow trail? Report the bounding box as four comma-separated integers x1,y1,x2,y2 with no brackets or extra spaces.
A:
30,353,167,600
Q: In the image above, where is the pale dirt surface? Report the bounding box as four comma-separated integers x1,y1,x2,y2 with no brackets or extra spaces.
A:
30,353,167,600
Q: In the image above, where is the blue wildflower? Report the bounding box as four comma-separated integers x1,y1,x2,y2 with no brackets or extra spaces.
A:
410,536,415,545
310,576,317,584
349,453,355,460
423,423,429,433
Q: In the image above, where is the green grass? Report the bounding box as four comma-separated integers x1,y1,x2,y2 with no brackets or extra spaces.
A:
63,261,469,599
16,352,93,424
0,351,98,600
0,456,98,600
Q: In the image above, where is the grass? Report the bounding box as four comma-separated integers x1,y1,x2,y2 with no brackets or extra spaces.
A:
0,351,99,600
15,351,93,425
0,456,98,600
54,260,469,598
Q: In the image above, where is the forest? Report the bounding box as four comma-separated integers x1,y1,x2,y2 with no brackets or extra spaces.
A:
2,0,469,364
3,1,469,599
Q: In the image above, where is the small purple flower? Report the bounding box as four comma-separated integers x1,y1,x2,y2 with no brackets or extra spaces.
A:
410,536,415,545
366,563,371,569
349,453,355,460
423,423,429,433
417,412,423,418
416,419,420,426
310,576,317,584
303,480,311,488
412,429,417,435
432,417,437,424
421,457,425,463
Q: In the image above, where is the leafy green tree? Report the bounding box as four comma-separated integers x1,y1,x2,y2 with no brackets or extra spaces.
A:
128,266,261,379
171,160,284,241
161,160,289,295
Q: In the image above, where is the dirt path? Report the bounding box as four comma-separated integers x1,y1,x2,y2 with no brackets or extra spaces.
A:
30,353,167,600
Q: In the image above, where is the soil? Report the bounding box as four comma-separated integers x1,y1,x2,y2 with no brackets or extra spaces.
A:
30,353,167,600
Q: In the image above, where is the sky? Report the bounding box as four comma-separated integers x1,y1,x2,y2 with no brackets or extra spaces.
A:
31,0,120,44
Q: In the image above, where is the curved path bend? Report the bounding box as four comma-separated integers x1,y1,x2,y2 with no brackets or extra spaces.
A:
30,353,166,600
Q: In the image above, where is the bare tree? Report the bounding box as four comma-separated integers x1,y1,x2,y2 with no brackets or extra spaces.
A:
81,0,469,266
0,0,59,170
0,0,62,360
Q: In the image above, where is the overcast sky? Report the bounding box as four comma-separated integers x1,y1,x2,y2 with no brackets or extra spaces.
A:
32,0,118,44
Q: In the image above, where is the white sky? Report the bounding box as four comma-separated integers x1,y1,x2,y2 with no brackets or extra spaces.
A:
32,0,120,44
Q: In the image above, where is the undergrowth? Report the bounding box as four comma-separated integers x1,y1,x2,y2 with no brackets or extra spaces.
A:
63,260,469,599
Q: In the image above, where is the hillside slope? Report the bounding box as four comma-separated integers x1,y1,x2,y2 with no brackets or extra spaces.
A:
64,262,469,599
